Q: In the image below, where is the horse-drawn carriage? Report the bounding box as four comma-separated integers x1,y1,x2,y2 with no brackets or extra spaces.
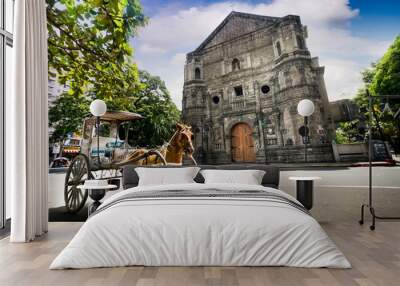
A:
64,111,195,213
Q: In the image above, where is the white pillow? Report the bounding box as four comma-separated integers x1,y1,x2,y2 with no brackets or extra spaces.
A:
200,169,266,185
136,167,200,186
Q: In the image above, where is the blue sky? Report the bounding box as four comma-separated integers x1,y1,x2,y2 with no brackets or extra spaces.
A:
349,0,400,39
133,0,400,108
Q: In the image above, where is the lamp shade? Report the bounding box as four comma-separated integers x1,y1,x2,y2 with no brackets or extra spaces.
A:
297,99,315,117
90,99,107,117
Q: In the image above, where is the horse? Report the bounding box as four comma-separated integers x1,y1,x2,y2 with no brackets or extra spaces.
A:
118,123,196,166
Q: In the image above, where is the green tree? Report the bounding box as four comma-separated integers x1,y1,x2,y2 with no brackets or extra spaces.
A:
351,36,400,151
334,127,348,144
49,71,181,148
47,0,147,103
335,121,364,144
123,71,181,147
47,0,181,149
370,36,400,96
49,93,90,153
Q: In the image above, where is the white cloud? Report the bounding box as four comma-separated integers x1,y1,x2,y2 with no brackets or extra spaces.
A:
170,53,186,66
138,43,167,54
322,58,363,99
133,0,391,108
307,27,391,59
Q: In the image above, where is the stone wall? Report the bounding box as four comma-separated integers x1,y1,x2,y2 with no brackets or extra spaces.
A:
182,12,334,164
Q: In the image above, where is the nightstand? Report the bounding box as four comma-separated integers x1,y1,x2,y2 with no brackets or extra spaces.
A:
289,176,321,210
78,180,117,216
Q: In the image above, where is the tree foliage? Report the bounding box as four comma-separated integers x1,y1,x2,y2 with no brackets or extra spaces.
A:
126,71,181,147
49,93,90,142
47,0,146,103
339,36,400,150
49,71,181,147
47,0,181,147
369,36,400,96
335,120,365,144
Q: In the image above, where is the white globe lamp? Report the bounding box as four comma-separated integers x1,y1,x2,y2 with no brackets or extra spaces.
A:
297,99,314,163
297,99,315,117
90,99,107,165
90,99,107,117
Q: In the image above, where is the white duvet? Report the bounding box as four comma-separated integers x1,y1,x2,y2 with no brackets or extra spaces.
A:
50,183,351,269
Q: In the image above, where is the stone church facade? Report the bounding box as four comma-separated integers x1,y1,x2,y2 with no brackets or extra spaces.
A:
182,12,335,164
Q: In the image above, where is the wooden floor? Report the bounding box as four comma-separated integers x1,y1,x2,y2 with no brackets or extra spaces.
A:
0,222,399,286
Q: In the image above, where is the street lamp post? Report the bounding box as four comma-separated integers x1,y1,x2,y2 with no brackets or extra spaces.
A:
359,91,400,231
297,99,315,163
89,99,107,165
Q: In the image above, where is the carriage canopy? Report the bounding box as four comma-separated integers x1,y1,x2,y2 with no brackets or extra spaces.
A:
96,111,143,122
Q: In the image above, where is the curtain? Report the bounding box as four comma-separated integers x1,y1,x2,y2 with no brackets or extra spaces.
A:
8,0,48,242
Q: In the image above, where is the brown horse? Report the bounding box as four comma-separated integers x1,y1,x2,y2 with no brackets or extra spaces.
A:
119,123,196,166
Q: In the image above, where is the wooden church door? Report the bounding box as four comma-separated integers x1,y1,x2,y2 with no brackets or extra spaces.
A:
231,123,256,162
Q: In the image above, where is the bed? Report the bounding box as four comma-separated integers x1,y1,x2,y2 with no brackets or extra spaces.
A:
50,165,350,269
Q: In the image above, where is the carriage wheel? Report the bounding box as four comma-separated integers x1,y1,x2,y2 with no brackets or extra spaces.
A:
64,154,92,213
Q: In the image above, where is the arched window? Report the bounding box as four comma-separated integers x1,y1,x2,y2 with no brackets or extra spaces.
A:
232,58,240,71
234,86,243,96
194,67,201,79
276,41,282,56
296,35,305,49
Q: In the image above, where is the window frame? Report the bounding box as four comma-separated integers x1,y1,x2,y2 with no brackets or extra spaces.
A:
261,84,271,95
276,41,282,56
234,85,244,97
296,35,304,50
1,0,14,230
232,58,240,72
194,67,201,79
212,95,220,104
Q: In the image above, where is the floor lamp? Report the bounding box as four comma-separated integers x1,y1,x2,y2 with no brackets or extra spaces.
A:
359,90,400,230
